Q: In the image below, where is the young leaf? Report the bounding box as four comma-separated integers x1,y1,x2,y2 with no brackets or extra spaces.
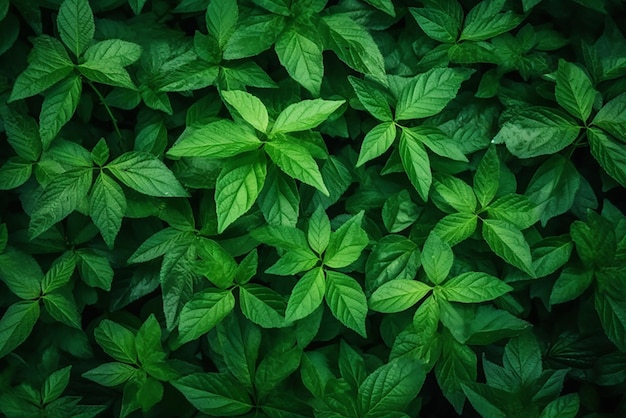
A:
325,271,368,337
265,248,319,276
348,76,393,122
474,146,500,208
94,320,138,364
265,140,328,195
83,362,139,387
441,272,512,303
271,99,344,134
9,36,74,102
239,284,287,328
324,211,368,269
107,152,188,197
82,40,142,67
555,59,596,122
167,120,262,158
492,107,581,159
285,267,326,322
215,151,267,233
433,212,478,246
395,67,474,121
39,75,82,147
421,232,453,284
29,168,93,239
381,189,420,234
221,90,269,133
57,0,94,57
0,301,40,359
275,26,323,96
460,0,523,41
399,129,431,201
258,166,300,227
90,173,126,249
206,0,238,48
369,279,432,313
42,366,72,404
308,205,331,255
178,288,235,345
358,358,426,417
433,174,477,214
482,219,535,276
172,373,253,416
135,314,166,367
356,121,397,167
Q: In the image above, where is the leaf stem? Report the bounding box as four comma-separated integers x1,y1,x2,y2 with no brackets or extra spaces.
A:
86,79,122,139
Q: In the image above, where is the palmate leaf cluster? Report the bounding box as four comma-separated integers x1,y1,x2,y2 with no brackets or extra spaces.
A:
1,0,626,416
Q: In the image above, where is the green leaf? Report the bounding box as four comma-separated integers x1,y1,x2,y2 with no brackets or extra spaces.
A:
0,247,42,299
324,211,368,269
399,129,431,201
358,358,425,417
460,0,523,41
215,151,266,233
39,75,82,147
363,0,395,16
0,301,40,359
285,267,326,322
251,224,309,251
421,231,454,284
531,235,573,278
42,290,81,329
410,3,462,43
433,174,477,213
592,93,626,140
172,373,253,416
0,158,32,190
168,120,261,159
223,14,285,60
308,205,331,255
433,212,478,246
57,0,94,57
525,155,580,226
382,190,420,233
265,140,328,195
128,228,191,264
0,106,41,160
94,319,138,364
206,0,238,48
78,61,136,90
570,211,615,269
265,248,319,275
255,346,302,397
89,173,126,249
42,366,72,404
29,168,93,239
178,288,235,345
257,166,300,227
588,128,626,188
239,284,287,328
365,235,421,293
441,272,512,303
482,219,535,276
555,59,596,122
221,90,268,133
77,250,113,290
8,36,74,102
550,267,594,305
325,271,368,337
322,14,386,78
474,146,500,208
486,194,538,230
395,67,474,121
461,383,508,418
539,394,580,418
275,26,323,96
493,107,581,158
435,332,477,413
83,362,138,387
192,238,238,288
357,122,397,167
369,279,431,313
412,126,468,162
271,99,344,134
216,312,260,389
595,291,626,352
83,39,142,67
503,333,542,385
107,151,188,197
348,76,393,122
129,0,148,14
41,253,76,294
135,314,166,367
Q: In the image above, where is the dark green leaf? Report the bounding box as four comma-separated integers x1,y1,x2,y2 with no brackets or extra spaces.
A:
460,0,523,41
89,173,126,248
0,301,40,359
555,59,596,122
435,332,477,413
0,247,42,299
94,319,138,364
42,366,72,404
172,373,253,416
178,288,235,345
482,219,535,276
206,0,238,48
83,362,138,387
57,0,94,57
588,128,626,188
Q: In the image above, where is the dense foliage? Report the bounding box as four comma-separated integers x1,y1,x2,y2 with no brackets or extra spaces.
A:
1,0,626,416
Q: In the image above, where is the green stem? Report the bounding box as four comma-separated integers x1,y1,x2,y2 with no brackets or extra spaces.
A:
86,80,122,139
